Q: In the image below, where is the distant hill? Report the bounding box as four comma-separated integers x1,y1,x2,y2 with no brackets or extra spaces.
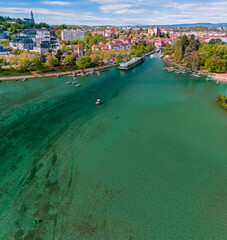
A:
140,23,227,28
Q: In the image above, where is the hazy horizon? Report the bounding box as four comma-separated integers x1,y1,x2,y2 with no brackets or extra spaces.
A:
0,0,227,26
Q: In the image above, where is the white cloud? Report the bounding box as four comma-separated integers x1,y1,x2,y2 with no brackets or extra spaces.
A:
40,1,73,6
114,9,144,15
0,7,73,17
100,4,133,13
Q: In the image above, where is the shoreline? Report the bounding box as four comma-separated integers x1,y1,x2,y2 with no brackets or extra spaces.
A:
0,51,157,82
0,63,117,81
163,55,227,83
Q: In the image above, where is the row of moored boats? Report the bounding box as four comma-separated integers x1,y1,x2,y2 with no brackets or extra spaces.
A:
163,67,216,80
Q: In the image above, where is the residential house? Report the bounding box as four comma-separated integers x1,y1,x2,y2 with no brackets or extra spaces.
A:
10,37,34,50
74,45,84,57
0,29,9,39
92,45,99,51
61,29,86,41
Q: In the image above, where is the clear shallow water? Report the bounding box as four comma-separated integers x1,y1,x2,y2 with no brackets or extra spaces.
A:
0,54,227,240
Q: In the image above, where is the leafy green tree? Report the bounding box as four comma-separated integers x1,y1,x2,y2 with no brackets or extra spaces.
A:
90,54,101,66
115,53,123,63
126,54,132,61
181,35,189,55
32,56,42,68
209,38,224,45
40,53,46,63
47,55,59,68
17,53,31,72
62,55,75,66
55,49,63,61
205,55,226,73
216,94,227,110
162,43,173,56
77,56,91,69
173,38,183,62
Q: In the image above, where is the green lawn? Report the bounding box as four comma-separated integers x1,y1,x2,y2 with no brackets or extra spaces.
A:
0,68,32,77
37,65,78,74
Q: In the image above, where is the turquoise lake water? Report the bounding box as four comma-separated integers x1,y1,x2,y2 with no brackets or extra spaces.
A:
0,54,227,240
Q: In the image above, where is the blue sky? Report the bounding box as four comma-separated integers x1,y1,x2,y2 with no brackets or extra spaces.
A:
0,0,226,25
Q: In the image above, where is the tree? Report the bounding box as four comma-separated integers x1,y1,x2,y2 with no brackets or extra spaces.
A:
32,56,42,68
62,55,75,66
77,56,91,69
55,49,63,61
191,51,200,70
173,38,183,62
9,55,18,65
190,39,200,51
115,53,123,63
205,55,226,73
47,55,59,68
181,35,189,55
209,38,224,45
40,53,46,63
17,53,31,72
126,54,132,61
90,54,101,66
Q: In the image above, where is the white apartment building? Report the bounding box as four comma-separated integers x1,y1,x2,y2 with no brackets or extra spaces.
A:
61,29,86,41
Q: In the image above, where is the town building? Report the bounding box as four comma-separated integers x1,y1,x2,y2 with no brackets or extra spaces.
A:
61,29,86,41
35,28,51,44
33,42,49,53
148,26,167,37
105,29,117,37
92,37,131,51
0,29,9,39
74,45,84,57
10,37,34,50
19,29,36,39
23,11,35,25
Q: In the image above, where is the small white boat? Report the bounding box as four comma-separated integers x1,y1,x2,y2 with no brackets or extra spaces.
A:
76,84,80,87
66,82,71,85
216,81,220,84
96,99,102,105
23,78,27,81
72,82,77,84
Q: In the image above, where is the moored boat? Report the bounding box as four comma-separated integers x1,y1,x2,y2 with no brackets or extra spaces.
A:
118,57,144,70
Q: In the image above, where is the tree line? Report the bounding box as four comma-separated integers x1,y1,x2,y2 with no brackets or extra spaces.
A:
163,35,227,73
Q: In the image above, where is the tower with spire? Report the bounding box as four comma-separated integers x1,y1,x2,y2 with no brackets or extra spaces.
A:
23,11,35,25
31,11,35,24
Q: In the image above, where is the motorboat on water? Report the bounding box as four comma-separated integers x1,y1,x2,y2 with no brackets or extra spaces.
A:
96,99,102,105
76,84,80,87
23,78,27,81
66,82,71,84
72,82,77,84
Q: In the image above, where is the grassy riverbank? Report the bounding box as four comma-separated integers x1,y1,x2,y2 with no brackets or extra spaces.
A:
0,68,32,77
0,63,117,81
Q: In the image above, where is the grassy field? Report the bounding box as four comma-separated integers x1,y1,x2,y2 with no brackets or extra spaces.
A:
0,68,32,77
37,66,78,74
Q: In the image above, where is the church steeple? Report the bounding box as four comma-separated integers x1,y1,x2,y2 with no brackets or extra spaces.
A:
31,11,34,21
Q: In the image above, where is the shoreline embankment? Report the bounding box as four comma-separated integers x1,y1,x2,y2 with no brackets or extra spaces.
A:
0,63,117,82
162,55,227,83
